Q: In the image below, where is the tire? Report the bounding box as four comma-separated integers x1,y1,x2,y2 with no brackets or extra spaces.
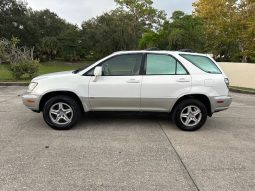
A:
173,99,207,131
43,95,81,130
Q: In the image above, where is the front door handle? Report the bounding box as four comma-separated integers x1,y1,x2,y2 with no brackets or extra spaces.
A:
127,79,140,83
176,78,190,82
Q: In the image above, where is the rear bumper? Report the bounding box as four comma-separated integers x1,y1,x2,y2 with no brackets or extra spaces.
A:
21,93,40,111
210,95,232,113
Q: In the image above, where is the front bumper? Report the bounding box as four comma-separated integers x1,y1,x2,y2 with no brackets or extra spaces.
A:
210,95,232,113
21,93,40,111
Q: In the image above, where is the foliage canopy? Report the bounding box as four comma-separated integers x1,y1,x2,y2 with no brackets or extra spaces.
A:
0,0,254,62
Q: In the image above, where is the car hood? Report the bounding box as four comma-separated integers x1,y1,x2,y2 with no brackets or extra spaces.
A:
32,71,74,81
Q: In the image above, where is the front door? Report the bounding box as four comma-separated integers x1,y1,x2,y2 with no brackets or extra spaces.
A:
89,53,143,111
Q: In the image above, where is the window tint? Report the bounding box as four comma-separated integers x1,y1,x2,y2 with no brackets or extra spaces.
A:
145,54,187,75
86,68,95,76
146,54,176,75
101,54,142,76
180,54,221,74
176,63,187,75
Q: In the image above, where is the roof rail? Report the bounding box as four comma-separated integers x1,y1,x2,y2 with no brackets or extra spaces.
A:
146,47,160,51
179,49,193,52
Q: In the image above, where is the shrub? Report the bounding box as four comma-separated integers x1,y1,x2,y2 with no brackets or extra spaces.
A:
0,37,34,64
9,59,39,80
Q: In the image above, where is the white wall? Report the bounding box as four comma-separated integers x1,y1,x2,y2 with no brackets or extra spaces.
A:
218,62,255,89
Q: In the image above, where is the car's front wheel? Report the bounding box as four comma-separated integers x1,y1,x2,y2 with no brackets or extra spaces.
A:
173,99,207,131
43,95,81,130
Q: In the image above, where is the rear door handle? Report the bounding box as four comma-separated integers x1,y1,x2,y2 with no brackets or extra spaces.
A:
176,78,190,82
127,78,140,83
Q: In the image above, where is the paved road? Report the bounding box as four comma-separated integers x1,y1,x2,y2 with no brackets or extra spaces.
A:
0,86,254,191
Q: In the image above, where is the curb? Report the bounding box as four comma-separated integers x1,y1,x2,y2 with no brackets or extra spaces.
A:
229,87,255,95
0,82,29,86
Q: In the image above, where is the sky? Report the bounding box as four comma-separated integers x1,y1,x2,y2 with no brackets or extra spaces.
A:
25,0,196,26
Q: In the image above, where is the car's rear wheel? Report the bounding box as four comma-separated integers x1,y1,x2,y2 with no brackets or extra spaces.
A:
173,99,207,131
43,95,81,130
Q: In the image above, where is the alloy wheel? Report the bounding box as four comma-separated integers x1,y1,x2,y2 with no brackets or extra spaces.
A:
49,102,73,125
180,105,202,127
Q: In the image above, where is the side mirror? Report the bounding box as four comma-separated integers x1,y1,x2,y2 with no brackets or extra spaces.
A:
93,66,102,82
94,66,102,76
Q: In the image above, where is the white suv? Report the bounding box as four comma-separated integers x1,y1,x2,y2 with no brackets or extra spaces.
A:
22,51,232,131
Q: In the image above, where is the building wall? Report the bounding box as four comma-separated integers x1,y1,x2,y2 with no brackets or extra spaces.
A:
218,62,255,89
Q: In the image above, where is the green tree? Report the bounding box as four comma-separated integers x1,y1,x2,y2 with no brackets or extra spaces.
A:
29,9,74,38
194,0,255,62
81,11,141,59
238,0,255,61
167,12,205,51
38,37,59,61
27,9,76,53
138,32,159,49
114,0,166,30
58,27,82,61
171,10,185,20
139,11,206,52
0,0,29,45
0,1,78,60
22,8,80,61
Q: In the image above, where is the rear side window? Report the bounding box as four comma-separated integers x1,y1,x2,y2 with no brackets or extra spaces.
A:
180,54,221,74
146,54,188,75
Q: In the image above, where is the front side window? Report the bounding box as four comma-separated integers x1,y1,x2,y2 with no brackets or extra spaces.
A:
146,54,187,75
180,54,221,74
101,54,142,76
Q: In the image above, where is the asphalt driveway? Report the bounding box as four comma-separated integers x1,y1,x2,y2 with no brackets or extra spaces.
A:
0,86,254,191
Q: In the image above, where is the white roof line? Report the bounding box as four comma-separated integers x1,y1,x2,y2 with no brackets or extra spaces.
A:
112,50,206,56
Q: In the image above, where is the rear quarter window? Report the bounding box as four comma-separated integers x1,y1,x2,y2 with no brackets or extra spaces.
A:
180,54,221,74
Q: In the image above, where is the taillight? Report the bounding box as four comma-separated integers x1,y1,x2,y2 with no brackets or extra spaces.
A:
224,78,229,87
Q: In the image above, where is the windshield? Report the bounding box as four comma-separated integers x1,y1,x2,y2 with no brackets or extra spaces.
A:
72,68,83,74
180,54,221,74
72,63,94,74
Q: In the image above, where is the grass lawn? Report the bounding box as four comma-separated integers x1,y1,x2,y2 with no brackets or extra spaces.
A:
0,60,93,82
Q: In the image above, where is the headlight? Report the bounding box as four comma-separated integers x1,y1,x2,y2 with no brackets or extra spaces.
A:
27,82,38,92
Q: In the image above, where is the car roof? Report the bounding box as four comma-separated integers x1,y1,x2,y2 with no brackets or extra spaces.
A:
112,50,208,57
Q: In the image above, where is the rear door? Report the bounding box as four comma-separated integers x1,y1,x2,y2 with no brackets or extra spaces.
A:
141,53,191,112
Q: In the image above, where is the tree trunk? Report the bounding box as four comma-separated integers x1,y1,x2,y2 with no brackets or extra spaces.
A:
242,55,247,63
239,42,247,63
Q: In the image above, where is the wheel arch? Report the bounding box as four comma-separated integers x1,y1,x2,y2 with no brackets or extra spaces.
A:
39,91,85,112
171,94,212,117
